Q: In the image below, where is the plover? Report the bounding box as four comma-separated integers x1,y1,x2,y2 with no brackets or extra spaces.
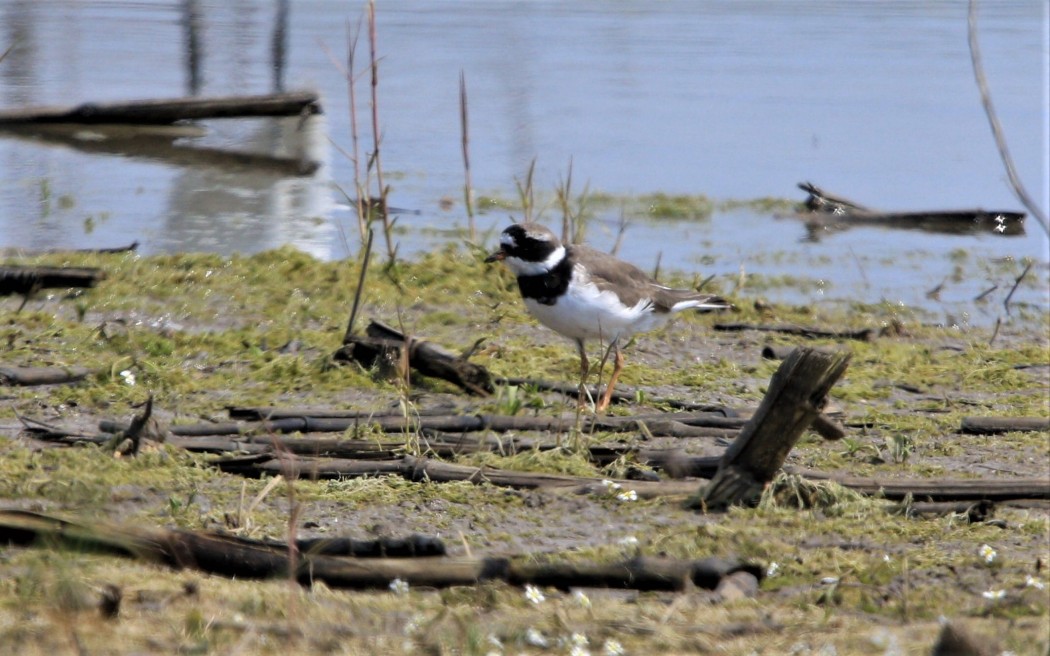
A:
485,222,728,410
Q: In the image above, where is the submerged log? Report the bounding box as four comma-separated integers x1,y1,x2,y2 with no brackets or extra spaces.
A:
0,91,322,125
699,347,851,508
0,242,138,256
0,265,106,296
794,182,1025,236
0,509,758,592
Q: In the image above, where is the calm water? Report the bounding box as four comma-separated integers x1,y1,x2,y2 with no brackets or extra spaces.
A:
0,0,1047,321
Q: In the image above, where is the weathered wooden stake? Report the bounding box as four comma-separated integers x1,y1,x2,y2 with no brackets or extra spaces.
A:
698,346,851,508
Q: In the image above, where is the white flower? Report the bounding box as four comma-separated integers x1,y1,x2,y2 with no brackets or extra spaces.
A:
402,613,424,635
573,590,591,608
119,369,136,386
524,584,545,605
982,589,1006,600
570,633,589,647
616,489,637,502
978,544,997,564
618,536,639,547
388,578,409,595
601,479,622,491
570,647,590,656
603,638,626,656
765,562,780,578
1026,575,1046,590
524,627,549,648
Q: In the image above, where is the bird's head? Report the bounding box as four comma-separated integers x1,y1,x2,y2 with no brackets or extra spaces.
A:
485,223,566,276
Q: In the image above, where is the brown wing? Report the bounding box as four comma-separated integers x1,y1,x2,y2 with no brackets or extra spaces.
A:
570,244,723,313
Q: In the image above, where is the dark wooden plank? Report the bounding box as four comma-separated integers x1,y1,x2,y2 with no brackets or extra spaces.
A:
960,416,1050,435
0,91,321,125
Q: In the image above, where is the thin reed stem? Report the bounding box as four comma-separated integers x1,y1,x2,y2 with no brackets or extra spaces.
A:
515,158,536,223
460,71,476,242
367,0,397,263
345,19,367,241
967,0,1048,236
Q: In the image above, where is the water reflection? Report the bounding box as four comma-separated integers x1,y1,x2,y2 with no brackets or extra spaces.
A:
0,0,1045,318
181,0,203,96
161,114,333,259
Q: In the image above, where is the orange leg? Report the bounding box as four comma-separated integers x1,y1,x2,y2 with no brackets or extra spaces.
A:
596,345,624,412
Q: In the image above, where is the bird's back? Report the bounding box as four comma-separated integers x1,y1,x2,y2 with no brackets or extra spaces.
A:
570,244,727,314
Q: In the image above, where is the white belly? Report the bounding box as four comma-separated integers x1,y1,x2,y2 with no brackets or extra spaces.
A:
523,280,667,343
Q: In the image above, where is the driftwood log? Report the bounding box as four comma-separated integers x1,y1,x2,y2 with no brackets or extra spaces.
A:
699,347,851,508
0,265,105,297
959,416,1050,435
205,453,1050,503
714,322,883,342
100,410,745,440
789,468,1050,502
795,182,1025,236
0,365,93,386
335,320,494,395
23,416,1049,502
0,242,138,256
889,500,995,523
0,91,321,125
213,453,703,499
0,509,760,593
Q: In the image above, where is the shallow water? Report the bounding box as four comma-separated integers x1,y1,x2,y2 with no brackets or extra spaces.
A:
0,0,1047,321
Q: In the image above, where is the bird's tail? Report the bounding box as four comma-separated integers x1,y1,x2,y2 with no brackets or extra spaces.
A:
688,295,730,312
671,294,731,313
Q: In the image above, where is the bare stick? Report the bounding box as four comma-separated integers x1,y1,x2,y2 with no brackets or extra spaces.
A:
515,158,536,223
459,71,476,242
967,0,1048,236
367,0,396,263
610,208,628,256
343,228,374,342
987,316,1002,347
346,18,367,240
558,156,574,242
1002,260,1032,315
973,284,998,302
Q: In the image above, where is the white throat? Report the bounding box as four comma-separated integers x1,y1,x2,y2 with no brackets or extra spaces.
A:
505,245,566,276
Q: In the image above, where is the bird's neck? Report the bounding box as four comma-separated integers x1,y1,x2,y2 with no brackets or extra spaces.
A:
506,245,566,277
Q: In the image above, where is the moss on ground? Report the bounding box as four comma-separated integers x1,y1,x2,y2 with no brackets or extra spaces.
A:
0,243,1047,654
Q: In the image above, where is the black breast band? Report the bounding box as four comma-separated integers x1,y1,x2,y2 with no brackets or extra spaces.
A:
516,253,573,306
